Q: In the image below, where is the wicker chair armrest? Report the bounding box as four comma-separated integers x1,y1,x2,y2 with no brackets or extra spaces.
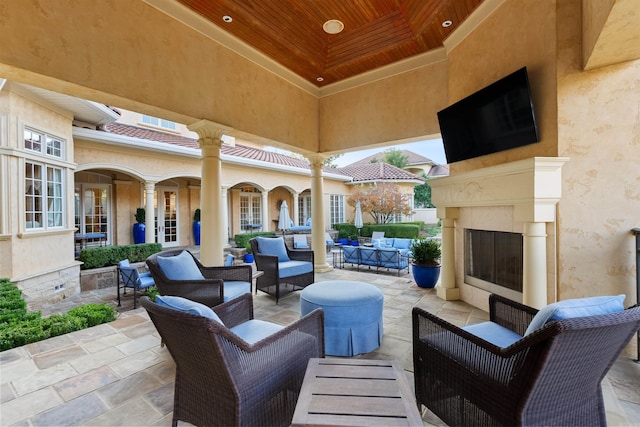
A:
220,307,325,355
489,294,539,335
154,279,224,307
287,248,314,263
253,253,279,274
213,292,254,327
201,264,253,283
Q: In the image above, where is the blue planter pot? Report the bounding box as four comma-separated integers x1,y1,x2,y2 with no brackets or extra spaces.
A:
350,240,359,246
337,238,349,245
244,254,254,263
412,264,441,288
132,223,145,244
192,221,201,246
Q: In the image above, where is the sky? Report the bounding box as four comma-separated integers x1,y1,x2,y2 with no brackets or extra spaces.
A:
332,138,447,167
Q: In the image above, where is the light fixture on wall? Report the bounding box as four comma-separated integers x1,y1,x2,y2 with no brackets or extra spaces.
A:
323,19,344,34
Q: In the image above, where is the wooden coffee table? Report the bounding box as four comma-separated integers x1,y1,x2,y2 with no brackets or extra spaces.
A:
291,358,422,426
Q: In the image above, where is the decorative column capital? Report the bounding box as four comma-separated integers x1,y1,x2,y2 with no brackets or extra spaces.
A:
188,120,233,150
143,181,156,191
308,154,326,171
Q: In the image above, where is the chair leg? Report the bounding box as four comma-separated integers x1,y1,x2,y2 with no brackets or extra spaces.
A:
117,268,122,307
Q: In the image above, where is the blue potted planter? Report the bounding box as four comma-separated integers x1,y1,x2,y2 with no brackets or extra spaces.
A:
192,208,201,245
337,237,349,245
411,264,441,288
244,253,254,263
132,223,145,244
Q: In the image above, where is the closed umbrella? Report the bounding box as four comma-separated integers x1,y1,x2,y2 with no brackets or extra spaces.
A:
278,200,291,235
354,200,363,234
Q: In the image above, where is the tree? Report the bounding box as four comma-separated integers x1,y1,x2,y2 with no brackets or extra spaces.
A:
413,172,434,208
348,182,413,224
323,154,343,168
382,148,408,169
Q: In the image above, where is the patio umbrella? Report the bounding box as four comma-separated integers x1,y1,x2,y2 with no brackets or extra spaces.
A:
278,200,291,235
354,200,363,234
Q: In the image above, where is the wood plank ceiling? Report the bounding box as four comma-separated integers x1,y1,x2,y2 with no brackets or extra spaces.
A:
176,0,484,87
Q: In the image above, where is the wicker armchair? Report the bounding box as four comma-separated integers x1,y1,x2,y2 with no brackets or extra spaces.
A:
250,236,314,303
141,293,324,427
147,249,252,307
413,294,640,426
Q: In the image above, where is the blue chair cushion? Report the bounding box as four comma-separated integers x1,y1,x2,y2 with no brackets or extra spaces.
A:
118,259,130,268
462,321,523,348
393,238,412,250
230,319,284,344
155,295,223,324
222,281,251,302
137,274,155,289
525,294,626,335
279,260,313,278
293,235,309,248
157,251,205,280
256,237,290,262
380,238,394,248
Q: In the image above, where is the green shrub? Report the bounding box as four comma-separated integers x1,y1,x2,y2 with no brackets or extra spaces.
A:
334,223,420,239
79,243,162,269
0,281,118,351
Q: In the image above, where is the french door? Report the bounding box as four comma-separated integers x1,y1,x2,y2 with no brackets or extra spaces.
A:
240,193,262,232
156,186,179,246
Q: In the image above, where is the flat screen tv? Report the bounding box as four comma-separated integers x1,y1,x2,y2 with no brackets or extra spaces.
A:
437,67,539,163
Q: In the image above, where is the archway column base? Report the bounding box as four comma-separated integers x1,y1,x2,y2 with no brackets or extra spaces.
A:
437,286,460,301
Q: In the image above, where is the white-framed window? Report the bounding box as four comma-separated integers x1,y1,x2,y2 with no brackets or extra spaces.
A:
298,194,311,225
24,128,64,158
141,114,177,131
25,162,64,229
330,194,345,227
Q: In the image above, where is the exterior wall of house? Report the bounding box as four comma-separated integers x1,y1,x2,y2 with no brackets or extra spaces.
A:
0,87,80,301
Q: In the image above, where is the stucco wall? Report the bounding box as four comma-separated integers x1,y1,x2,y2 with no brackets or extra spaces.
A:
446,0,558,174
556,0,640,304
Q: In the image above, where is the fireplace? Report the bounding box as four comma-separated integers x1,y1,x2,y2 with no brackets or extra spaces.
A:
429,157,568,309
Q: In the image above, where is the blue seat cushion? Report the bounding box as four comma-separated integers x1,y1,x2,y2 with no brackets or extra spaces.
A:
256,237,290,262
222,281,251,302
230,319,284,344
157,251,204,280
393,238,412,250
155,295,223,324
138,274,155,289
525,294,626,335
279,260,313,278
462,321,523,348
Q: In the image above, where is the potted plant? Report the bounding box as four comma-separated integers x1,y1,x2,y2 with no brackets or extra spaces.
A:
349,235,359,246
192,208,201,246
410,238,441,288
243,242,254,263
132,208,145,244
337,230,349,245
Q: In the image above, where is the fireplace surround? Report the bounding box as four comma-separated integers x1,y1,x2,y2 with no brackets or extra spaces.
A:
429,157,568,310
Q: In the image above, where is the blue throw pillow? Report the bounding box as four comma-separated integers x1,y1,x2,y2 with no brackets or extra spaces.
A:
155,295,223,324
256,237,290,262
393,238,412,250
157,250,205,280
525,294,625,335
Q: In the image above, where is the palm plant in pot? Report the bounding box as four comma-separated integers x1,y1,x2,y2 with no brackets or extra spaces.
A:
410,238,441,288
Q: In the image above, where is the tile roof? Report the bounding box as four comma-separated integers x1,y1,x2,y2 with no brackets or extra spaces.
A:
103,123,424,182
334,162,424,183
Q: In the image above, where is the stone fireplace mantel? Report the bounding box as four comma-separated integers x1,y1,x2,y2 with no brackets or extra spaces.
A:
429,157,569,309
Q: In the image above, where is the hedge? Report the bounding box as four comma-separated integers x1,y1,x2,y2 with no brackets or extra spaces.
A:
79,243,162,269
333,223,421,239
0,279,117,351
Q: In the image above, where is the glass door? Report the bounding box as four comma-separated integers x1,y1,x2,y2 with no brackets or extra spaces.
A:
156,186,179,246
240,192,262,233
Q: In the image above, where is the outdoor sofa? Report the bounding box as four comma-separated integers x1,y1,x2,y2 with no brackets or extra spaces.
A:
342,241,412,275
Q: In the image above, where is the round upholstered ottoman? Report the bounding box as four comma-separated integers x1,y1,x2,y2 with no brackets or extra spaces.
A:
300,280,383,356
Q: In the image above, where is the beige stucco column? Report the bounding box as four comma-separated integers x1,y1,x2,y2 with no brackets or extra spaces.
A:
188,120,232,266
293,192,299,225
221,186,229,245
523,222,547,308
261,190,269,232
436,208,460,301
309,155,331,272
144,181,156,244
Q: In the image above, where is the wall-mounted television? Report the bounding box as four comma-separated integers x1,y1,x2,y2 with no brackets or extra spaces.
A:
437,67,539,164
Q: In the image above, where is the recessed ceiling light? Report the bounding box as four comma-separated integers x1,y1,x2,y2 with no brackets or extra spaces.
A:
316,77,324,82
323,19,344,34
442,20,452,28
223,15,232,23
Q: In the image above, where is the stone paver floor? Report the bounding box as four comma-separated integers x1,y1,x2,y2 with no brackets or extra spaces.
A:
2,266,639,426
